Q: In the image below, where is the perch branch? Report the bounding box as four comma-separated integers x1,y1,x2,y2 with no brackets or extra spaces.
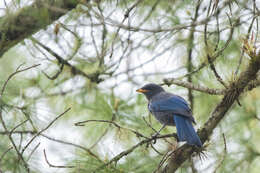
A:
161,51,260,172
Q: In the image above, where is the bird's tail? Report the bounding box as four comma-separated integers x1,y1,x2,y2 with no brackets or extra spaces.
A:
174,114,202,147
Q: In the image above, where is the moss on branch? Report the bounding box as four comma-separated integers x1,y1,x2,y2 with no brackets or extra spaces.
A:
0,0,80,57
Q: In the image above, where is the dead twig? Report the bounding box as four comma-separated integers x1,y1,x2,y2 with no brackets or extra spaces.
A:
0,64,40,173
0,147,13,163
0,64,40,97
75,119,149,139
94,133,177,172
22,108,71,155
41,134,102,161
30,37,103,83
43,149,74,168
27,142,40,162
163,78,226,95
213,133,227,173
153,150,176,173
161,47,260,172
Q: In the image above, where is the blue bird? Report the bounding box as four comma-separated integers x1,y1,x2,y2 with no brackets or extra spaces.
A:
136,83,202,147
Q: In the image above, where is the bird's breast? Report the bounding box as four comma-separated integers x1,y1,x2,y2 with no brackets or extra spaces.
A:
151,111,175,126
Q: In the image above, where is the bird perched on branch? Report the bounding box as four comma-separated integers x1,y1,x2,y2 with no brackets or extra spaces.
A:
136,83,202,147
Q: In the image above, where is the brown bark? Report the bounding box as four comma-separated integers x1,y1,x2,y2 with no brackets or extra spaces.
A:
161,54,260,172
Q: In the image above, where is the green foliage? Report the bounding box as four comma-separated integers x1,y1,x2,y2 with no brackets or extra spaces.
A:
0,0,260,173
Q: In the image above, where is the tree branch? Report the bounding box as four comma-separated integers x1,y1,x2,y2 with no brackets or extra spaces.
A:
43,149,74,168
161,52,260,172
0,0,81,57
0,64,40,172
30,37,103,83
163,78,226,95
95,133,177,173
22,108,71,155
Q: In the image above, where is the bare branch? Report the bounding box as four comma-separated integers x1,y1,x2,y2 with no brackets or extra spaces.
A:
0,130,37,135
9,119,29,135
95,133,177,172
0,0,81,57
30,37,103,83
161,51,260,172
27,142,40,162
179,15,237,79
235,9,257,75
0,147,13,163
163,78,226,95
0,64,40,97
75,119,149,139
40,134,102,161
0,64,40,172
22,108,71,154
43,149,74,168
213,133,227,173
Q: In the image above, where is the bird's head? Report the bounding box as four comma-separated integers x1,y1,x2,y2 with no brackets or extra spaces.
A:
136,83,164,100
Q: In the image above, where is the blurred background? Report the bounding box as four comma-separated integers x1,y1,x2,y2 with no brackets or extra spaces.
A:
0,0,259,172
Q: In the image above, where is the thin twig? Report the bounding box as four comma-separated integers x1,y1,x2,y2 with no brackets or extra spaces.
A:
89,113,116,149
22,108,71,154
163,78,226,95
0,130,37,135
142,117,158,133
235,11,257,75
94,133,177,172
27,142,40,162
30,37,103,83
9,119,29,135
41,134,102,161
204,12,230,89
0,147,13,163
0,64,40,97
153,150,176,173
0,64,40,173
213,133,227,173
75,119,149,139
109,0,143,60
43,149,74,168
178,15,237,79
161,46,260,172
187,0,202,110
150,144,164,155
0,111,29,172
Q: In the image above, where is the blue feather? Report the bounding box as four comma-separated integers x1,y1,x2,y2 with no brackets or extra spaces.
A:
174,114,202,147
150,95,190,112
149,95,195,123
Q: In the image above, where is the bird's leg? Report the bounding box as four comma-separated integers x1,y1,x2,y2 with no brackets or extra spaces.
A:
151,124,166,144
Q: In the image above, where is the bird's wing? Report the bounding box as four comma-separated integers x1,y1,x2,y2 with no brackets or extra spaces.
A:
149,94,195,122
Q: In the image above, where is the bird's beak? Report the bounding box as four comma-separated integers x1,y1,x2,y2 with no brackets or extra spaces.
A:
136,88,149,93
